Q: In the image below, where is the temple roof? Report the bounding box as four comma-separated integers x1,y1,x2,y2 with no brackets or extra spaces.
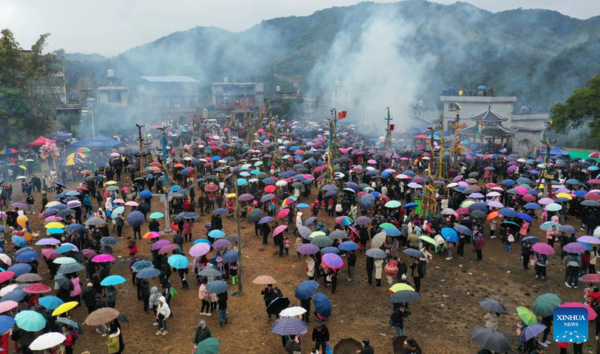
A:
461,124,516,137
470,106,509,123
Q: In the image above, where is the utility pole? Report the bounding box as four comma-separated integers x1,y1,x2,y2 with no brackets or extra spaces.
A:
158,126,172,232
384,107,393,150
136,124,145,173
234,177,243,293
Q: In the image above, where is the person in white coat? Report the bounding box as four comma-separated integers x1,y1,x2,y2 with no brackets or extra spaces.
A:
156,296,171,336
374,258,383,286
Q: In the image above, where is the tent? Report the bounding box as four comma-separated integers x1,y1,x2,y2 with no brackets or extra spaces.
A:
69,139,122,148
28,136,56,146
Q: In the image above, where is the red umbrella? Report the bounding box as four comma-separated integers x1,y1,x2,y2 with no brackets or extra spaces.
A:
81,249,98,259
24,283,52,294
580,273,600,283
522,194,536,202
205,184,218,192
560,302,597,321
277,209,291,219
0,271,14,284
265,185,276,193
41,248,59,260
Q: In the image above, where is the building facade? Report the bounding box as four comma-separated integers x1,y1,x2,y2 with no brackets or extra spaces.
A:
97,70,130,106
212,79,264,111
138,76,200,121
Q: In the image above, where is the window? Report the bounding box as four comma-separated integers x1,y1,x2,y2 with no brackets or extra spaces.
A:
222,97,229,105
108,91,121,103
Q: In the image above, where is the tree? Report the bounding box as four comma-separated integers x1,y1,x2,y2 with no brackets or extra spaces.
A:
551,74,600,148
0,29,63,146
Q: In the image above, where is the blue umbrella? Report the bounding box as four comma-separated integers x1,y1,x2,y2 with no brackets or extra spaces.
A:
222,250,239,263
131,260,153,272
501,180,516,186
39,296,64,310
55,245,75,254
184,212,199,219
521,236,539,245
295,280,318,300
140,190,153,199
0,315,15,333
65,224,84,231
136,267,161,279
206,280,229,294
15,247,34,257
314,292,332,317
516,213,533,222
208,230,225,239
57,263,85,275
441,227,459,243
170,185,181,192
338,241,359,251
453,225,471,235
1,290,26,302
100,237,119,247
15,251,40,263
127,211,145,227
384,227,401,237
524,203,541,210
213,208,228,215
168,255,190,269
359,194,375,209
44,208,58,216
560,225,576,234
100,275,126,286
272,317,307,336
12,236,26,248
8,264,32,277
321,247,340,254
193,239,212,246
498,208,518,218
403,249,424,258
403,202,418,209
258,216,274,224
520,323,547,341
179,169,191,176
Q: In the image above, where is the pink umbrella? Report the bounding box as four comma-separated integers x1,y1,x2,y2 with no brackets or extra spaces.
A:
456,208,471,215
273,225,288,237
585,193,600,201
151,239,171,251
44,216,63,222
189,243,211,257
125,201,139,206
322,253,344,270
396,174,411,180
522,195,536,202
24,283,52,294
205,184,219,192
538,198,554,205
453,175,463,182
0,300,17,313
560,302,597,321
367,159,376,164
41,248,59,260
0,271,14,284
81,249,97,259
158,244,180,255
277,209,290,219
532,243,555,255
589,152,600,159
458,181,469,188
513,186,528,196
92,254,116,263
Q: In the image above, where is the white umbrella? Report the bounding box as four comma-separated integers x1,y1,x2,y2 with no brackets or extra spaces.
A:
275,180,288,187
0,254,11,266
280,306,307,317
0,284,18,297
30,332,66,351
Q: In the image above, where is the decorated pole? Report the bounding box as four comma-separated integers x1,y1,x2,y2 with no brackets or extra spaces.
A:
136,124,146,173
541,120,554,198
452,103,463,167
234,176,243,293
419,125,439,219
158,126,172,232
384,108,393,150
438,120,444,180
326,109,337,183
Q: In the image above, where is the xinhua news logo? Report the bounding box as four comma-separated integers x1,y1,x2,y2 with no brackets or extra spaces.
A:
553,308,588,343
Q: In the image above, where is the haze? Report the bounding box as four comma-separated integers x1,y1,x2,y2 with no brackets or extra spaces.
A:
1,0,597,56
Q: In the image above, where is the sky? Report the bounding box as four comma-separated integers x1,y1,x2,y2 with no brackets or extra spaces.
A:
0,0,597,56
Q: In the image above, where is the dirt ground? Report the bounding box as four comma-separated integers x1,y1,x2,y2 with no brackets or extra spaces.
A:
12,173,598,354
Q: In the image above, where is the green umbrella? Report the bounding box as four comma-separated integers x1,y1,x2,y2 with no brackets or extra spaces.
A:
516,306,538,326
359,183,369,190
533,293,561,317
194,337,220,354
379,223,394,229
385,201,401,208
106,186,119,191
311,236,333,248
15,310,46,332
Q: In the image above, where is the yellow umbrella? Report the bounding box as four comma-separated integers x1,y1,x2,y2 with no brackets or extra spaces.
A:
52,301,78,316
226,193,236,198
419,236,436,245
390,283,415,292
556,193,572,200
105,181,118,186
45,201,61,208
460,200,474,208
45,222,65,229
19,165,27,170
309,231,326,238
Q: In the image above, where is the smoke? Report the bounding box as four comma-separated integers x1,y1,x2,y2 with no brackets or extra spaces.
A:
307,6,434,133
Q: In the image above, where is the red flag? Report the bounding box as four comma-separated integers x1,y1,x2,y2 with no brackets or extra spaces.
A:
241,103,247,110
337,111,347,120
389,124,395,131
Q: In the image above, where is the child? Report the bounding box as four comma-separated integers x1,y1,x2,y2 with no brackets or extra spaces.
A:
504,230,514,253
284,236,290,256
127,238,138,258
295,236,303,260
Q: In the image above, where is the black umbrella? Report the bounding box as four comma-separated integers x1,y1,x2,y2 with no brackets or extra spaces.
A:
471,328,512,353
248,209,264,223
389,291,421,303
334,338,363,354
479,298,507,314
266,297,291,315
57,209,75,218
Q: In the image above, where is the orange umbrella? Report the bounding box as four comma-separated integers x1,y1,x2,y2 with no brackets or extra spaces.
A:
486,211,499,221
174,163,184,168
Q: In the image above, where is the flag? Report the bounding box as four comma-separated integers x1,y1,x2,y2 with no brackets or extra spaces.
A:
389,124,395,131
337,111,347,120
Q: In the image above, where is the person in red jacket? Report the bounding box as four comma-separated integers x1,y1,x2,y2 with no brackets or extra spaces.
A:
62,325,75,354
475,233,485,261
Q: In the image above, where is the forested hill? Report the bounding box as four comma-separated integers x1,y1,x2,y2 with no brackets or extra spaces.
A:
65,0,600,109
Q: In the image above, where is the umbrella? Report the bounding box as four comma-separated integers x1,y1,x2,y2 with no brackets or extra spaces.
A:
311,236,333,248
266,297,291,315
314,292,332,317
168,255,190,269
23,283,52,294
55,317,81,330
100,275,127,286
198,268,221,277
8,264,31,277
295,280,318,300
297,244,319,255
258,216,274,225
355,216,372,225
271,317,307,336
533,293,561,317
389,290,421,303
560,302,597,321
15,310,46,331
0,300,17,313
520,323,547,341
92,254,115,263
471,328,512,353
100,236,119,247
371,232,387,249
206,280,229,294
136,267,161,279
560,225,576,234
330,230,348,240
127,211,145,227
208,230,225,239
516,306,538,325
252,275,277,285
441,227,459,243
563,242,587,254
338,241,359,251
149,212,164,219
334,338,363,354
1,290,26,302
366,248,386,259
280,306,306,317
52,301,78,316
39,296,64,310
85,307,120,326
222,250,239,263
479,298,507,314
322,253,344,270
131,260,153,272
85,217,105,226
0,315,15,333
15,251,40,263
189,243,211,257
580,273,600,283
453,225,471,235
532,242,555,255
193,337,220,354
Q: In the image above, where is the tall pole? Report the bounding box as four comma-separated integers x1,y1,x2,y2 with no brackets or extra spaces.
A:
88,101,96,139
438,120,444,180
452,103,463,167
159,127,172,232
384,107,393,150
136,124,145,173
234,177,243,293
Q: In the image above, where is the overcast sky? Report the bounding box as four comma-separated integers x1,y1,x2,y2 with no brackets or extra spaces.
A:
1,0,596,56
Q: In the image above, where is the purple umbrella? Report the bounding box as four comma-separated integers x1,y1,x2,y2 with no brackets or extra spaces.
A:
322,253,344,270
127,211,145,227
151,239,171,251
297,244,319,255
10,203,27,209
355,216,372,226
213,239,231,248
35,238,61,246
563,242,588,254
158,244,180,255
578,236,600,245
507,166,517,173
260,194,275,203
239,194,254,202
520,323,546,341
189,243,211,257
452,175,463,182
258,216,274,224
538,198,554,205
303,216,317,226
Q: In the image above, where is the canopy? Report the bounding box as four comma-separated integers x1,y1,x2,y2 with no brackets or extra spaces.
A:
70,138,122,148
28,136,56,146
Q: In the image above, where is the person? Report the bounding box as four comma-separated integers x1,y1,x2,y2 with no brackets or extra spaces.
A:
484,311,499,330
522,242,533,270
390,305,409,338
26,194,34,214
374,258,383,286
261,284,275,320
285,334,301,354
535,253,548,281
83,283,97,314
402,338,418,354
546,225,558,247
193,321,211,345
107,325,120,354
301,297,311,324
475,233,484,261
410,258,423,293
347,250,356,281
110,319,125,354
199,280,211,316
217,291,228,328
115,214,125,238
62,325,76,354
105,286,118,308
311,324,329,354
564,253,582,288
330,270,338,294
356,338,374,354
307,255,316,280
366,255,374,285
155,296,171,335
